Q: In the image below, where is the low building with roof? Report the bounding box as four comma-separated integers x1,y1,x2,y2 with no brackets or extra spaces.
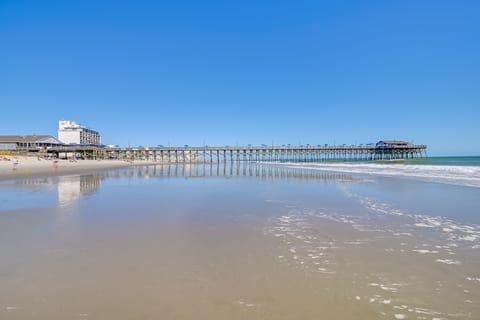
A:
376,140,412,147
0,135,63,150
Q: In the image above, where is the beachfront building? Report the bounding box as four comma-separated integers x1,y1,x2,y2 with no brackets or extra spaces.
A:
376,140,412,147
58,120,101,145
0,135,63,150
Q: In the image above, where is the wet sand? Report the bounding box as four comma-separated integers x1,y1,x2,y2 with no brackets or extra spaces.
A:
0,163,479,319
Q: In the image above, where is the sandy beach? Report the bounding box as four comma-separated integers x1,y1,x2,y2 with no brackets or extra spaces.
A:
1,162,479,320
0,155,155,180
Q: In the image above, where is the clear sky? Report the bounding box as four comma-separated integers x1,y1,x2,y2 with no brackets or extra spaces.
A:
1,0,479,155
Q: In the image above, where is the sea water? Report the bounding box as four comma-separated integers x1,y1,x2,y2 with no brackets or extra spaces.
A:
0,161,479,319
274,156,480,188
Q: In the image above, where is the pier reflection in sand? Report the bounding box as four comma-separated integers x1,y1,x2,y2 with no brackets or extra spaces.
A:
0,163,479,320
1,163,354,208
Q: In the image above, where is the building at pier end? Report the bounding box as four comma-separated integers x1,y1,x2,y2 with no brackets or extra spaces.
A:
58,120,101,145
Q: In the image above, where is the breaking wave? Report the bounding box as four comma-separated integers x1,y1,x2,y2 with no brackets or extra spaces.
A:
269,162,480,188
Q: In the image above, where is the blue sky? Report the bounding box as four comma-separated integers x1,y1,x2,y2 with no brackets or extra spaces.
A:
1,0,479,155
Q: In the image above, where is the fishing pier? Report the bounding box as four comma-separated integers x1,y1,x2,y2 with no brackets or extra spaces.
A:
43,142,427,162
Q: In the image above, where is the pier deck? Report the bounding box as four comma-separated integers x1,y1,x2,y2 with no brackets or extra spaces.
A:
33,144,427,162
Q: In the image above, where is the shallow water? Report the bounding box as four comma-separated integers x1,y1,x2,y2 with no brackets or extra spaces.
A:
0,163,479,319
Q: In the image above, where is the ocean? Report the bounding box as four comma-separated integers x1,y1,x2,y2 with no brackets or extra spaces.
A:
0,160,479,319
397,156,480,166
274,156,480,188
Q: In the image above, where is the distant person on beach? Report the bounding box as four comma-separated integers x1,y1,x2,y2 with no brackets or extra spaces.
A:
12,160,19,171
53,160,59,169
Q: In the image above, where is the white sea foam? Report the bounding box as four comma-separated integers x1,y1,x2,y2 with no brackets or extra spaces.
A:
271,162,480,188
5,306,23,311
265,197,477,320
235,300,257,307
341,188,480,249
466,277,480,283
412,249,439,254
436,259,462,265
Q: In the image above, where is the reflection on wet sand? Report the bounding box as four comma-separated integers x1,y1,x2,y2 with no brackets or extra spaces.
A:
7,162,356,184
131,162,356,181
4,163,356,206
57,175,101,206
10,175,102,207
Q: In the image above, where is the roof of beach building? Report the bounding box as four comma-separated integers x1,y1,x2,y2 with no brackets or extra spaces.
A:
377,140,411,145
0,135,62,144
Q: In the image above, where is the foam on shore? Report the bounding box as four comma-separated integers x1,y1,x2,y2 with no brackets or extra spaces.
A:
269,162,480,188
264,184,480,320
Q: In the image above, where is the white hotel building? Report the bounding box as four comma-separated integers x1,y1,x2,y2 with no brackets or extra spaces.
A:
58,120,101,145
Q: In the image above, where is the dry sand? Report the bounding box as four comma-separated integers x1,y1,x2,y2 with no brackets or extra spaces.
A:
0,156,156,180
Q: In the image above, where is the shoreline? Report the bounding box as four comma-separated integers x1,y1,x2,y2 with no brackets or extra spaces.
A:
0,156,158,181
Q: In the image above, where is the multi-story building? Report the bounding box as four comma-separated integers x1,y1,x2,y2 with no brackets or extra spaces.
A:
58,120,101,145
